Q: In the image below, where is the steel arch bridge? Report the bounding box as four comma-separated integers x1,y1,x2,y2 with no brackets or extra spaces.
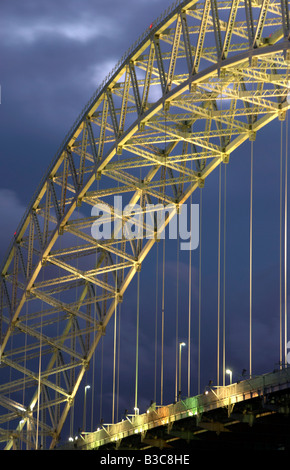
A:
1,0,290,450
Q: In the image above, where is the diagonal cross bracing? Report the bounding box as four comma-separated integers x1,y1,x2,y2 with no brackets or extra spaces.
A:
1,0,290,450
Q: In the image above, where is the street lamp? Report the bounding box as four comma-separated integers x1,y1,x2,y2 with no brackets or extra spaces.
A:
83,385,91,431
178,342,186,399
226,369,232,385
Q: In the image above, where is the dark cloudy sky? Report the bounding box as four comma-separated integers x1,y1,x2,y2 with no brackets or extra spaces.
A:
0,0,289,438
0,0,172,244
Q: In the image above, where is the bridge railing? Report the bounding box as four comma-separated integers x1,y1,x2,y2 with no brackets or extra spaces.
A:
212,367,290,407
72,368,290,450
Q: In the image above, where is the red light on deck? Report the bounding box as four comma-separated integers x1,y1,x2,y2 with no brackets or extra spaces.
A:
149,23,153,29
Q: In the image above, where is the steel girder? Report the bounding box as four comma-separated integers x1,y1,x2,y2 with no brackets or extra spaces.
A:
1,0,290,450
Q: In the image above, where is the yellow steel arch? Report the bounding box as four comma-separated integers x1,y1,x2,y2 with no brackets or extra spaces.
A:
1,0,290,449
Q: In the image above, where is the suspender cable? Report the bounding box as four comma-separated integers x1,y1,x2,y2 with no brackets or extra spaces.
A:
188,197,192,398
198,188,202,394
284,111,288,368
159,109,167,406
112,296,117,423
36,329,42,449
175,228,180,402
249,141,253,378
217,165,222,386
99,336,104,424
161,238,165,405
135,270,140,412
116,143,122,422
90,287,96,431
217,79,224,387
90,248,99,431
160,108,167,406
154,243,159,404
115,305,121,423
114,147,120,422
280,121,283,369
112,253,119,423
70,321,75,437
223,164,227,386
187,156,194,398
21,302,29,449
116,303,121,422
36,275,44,449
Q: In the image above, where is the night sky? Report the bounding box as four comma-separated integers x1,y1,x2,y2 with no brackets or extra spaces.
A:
0,0,289,440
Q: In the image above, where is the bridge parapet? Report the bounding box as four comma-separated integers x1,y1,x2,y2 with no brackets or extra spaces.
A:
68,368,290,450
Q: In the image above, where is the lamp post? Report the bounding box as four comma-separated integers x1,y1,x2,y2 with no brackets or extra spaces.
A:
83,385,90,431
226,369,232,385
178,342,186,399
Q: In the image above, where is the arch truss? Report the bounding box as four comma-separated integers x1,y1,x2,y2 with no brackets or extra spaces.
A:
1,0,290,450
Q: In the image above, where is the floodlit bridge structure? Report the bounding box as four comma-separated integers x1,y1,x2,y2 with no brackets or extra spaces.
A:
1,0,290,450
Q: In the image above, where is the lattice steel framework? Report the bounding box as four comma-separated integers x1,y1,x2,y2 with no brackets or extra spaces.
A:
1,0,290,450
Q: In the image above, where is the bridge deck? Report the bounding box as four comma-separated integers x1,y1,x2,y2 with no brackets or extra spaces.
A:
63,368,290,450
